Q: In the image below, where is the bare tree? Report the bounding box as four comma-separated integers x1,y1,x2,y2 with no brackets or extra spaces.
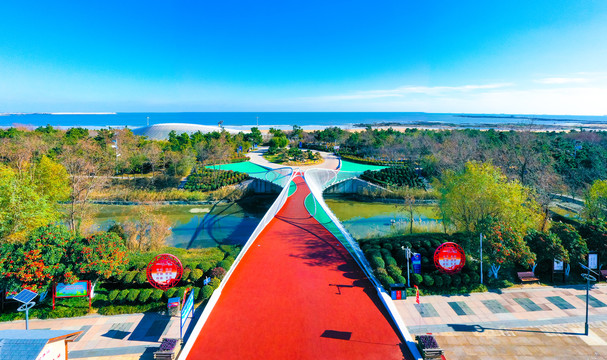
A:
123,205,173,251
60,139,112,234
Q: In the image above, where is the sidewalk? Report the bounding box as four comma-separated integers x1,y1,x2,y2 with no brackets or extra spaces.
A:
395,283,607,359
0,310,185,360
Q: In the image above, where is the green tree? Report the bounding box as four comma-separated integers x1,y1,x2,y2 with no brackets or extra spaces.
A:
550,222,587,266
479,218,535,277
438,161,542,232
33,155,71,203
583,179,607,221
577,220,607,267
0,165,58,242
524,230,569,266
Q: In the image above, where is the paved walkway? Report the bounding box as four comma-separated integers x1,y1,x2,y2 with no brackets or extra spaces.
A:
0,310,184,360
396,283,607,359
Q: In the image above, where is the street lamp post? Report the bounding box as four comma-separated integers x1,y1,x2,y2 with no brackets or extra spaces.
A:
579,262,598,336
402,246,411,287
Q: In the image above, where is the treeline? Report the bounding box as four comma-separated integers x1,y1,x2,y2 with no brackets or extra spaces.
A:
303,126,607,196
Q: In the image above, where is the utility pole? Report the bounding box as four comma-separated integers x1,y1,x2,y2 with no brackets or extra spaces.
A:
480,233,483,285
402,246,411,287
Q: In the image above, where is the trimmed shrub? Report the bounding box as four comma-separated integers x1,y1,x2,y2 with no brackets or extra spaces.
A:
135,270,148,284
470,272,480,284
165,287,177,300
423,275,435,287
384,256,398,267
127,289,141,302
138,289,153,303
217,260,233,270
151,289,164,302
377,274,395,290
210,267,226,280
422,240,431,249
380,248,392,258
375,267,388,276
108,289,120,302
452,274,462,287
124,270,138,284
387,264,402,278
114,271,127,282
209,278,221,290
369,256,385,269
196,262,214,272
176,287,187,300
201,285,214,299
441,274,452,288
394,275,407,284
190,269,203,282
434,274,444,287
461,273,471,285
182,268,192,283
412,273,423,286
191,287,200,300
382,243,393,251
117,289,130,302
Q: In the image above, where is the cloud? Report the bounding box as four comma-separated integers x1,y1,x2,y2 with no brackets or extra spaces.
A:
312,83,514,101
534,77,591,84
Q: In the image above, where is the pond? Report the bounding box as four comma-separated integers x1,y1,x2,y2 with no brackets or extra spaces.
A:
324,196,445,239
87,195,276,249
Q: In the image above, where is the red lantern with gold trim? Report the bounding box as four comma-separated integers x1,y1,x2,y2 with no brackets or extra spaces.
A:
433,242,465,274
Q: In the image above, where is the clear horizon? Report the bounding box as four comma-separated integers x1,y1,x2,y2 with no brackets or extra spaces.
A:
1,1,607,115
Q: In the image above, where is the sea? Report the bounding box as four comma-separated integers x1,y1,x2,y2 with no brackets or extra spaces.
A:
1,112,607,131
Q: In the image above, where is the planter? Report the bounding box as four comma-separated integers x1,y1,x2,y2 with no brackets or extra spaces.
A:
154,338,181,360
416,334,444,359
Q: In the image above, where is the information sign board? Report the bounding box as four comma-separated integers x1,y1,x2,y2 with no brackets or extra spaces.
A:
55,282,89,298
589,253,599,270
553,259,564,271
412,253,421,274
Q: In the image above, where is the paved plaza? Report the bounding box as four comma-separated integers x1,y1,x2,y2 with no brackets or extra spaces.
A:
397,283,607,359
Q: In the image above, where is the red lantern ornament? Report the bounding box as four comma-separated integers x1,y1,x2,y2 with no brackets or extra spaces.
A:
146,254,183,290
433,242,466,274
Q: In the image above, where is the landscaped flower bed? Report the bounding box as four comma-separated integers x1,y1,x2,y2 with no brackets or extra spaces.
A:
416,334,443,359
154,338,180,359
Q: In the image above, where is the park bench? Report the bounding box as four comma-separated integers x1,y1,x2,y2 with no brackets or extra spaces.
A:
517,271,539,284
600,269,607,282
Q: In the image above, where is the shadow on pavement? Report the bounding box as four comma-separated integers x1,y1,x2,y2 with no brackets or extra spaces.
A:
446,323,582,335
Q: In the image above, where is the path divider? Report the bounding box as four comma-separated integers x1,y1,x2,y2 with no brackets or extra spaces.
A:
304,168,423,360
178,169,295,360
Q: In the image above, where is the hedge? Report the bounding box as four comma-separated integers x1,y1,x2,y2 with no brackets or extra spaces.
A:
135,270,148,284
138,289,153,303
127,289,141,302
108,289,120,302
151,289,164,302
190,269,203,282
201,285,214,300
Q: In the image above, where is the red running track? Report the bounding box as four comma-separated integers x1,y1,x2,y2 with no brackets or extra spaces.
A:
186,175,409,360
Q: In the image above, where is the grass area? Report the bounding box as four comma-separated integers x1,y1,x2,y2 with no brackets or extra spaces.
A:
90,186,248,202
262,153,323,166
205,161,269,174
339,159,388,173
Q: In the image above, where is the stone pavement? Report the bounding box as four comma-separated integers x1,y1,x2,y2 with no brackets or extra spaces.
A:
0,310,187,360
395,283,607,359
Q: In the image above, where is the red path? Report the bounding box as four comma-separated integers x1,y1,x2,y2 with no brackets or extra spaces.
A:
186,175,408,359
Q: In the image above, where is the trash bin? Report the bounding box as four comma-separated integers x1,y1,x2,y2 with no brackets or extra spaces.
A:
390,283,406,300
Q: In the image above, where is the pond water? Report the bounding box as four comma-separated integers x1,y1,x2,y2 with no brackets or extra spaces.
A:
324,196,445,239
88,195,276,249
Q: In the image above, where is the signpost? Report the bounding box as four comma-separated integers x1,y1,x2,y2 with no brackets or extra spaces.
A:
180,289,195,341
588,252,598,270
53,281,92,310
412,253,422,274
553,259,565,283
146,254,183,291
579,262,599,336
433,242,466,274
402,246,412,287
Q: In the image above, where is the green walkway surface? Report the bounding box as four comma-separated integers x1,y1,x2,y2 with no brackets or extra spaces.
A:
339,159,388,173
205,161,269,174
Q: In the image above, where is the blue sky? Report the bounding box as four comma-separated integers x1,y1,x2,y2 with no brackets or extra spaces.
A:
1,1,607,114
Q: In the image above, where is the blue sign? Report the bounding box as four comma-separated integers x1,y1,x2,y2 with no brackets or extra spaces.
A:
238,146,243,153
299,141,302,148
412,253,422,274
168,296,180,308
203,276,211,286
181,291,194,329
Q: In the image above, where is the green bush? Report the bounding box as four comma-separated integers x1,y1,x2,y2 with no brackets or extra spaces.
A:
386,264,402,278
98,303,164,316
196,261,214,272
201,285,214,300
117,289,130,302
452,274,462,287
182,268,192,283
209,278,221,290
176,287,187,300
135,270,148,284
108,289,120,302
190,269,203,282
470,272,480,284
114,271,127,282
441,274,452,287
433,274,444,287
127,289,141,302
151,289,164,301
384,256,397,267
423,275,435,287
191,287,200,300
377,273,395,290
369,256,385,269
462,273,471,285
217,259,233,270
382,243,393,251
412,273,423,286
165,287,177,300
393,275,407,284
124,270,138,284
375,267,388,276
138,289,153,303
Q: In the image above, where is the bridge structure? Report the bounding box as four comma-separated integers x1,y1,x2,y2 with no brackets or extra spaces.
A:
179,161,422,360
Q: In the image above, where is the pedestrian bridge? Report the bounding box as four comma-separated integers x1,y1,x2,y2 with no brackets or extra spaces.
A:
179,167,421,360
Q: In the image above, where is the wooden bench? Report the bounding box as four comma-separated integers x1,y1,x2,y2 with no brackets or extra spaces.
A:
517,271,539,283
600,270,607,282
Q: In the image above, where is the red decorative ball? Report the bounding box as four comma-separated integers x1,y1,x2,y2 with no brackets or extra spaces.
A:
146,254,183,291
433,242,466,274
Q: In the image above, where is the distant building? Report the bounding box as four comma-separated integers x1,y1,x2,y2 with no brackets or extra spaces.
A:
0,330,82,360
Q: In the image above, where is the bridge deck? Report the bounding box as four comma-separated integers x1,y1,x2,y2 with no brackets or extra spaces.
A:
186,175,408,359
